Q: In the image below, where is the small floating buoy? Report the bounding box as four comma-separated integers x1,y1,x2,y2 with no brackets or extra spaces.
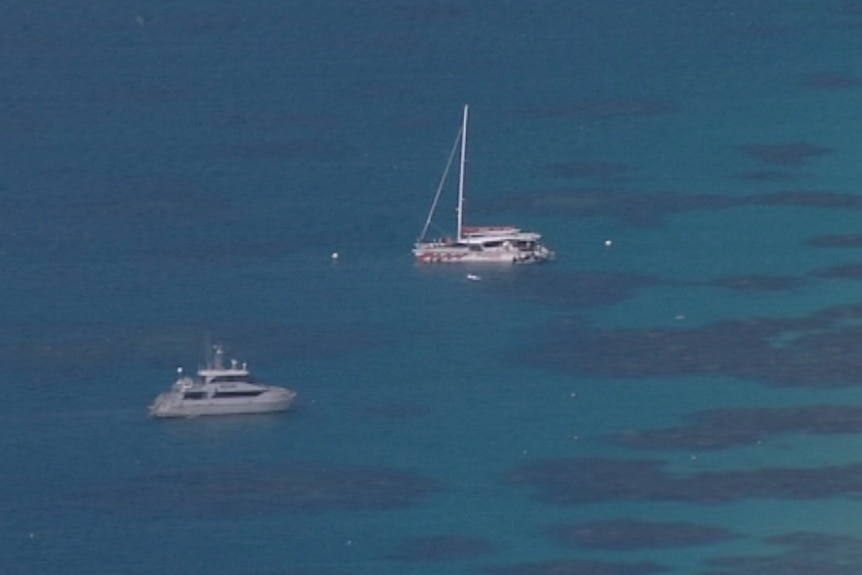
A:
331,252,339,261
604,239,613,247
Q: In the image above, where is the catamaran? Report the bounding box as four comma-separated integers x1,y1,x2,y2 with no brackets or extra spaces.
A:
413,105,554,264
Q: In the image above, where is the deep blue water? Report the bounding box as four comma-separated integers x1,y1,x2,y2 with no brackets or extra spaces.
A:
6,1,862,574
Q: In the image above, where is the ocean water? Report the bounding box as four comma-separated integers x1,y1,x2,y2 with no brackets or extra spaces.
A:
5,1,862,574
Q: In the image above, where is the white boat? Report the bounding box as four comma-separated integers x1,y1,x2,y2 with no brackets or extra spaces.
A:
149,345,296,418
413,105,554,264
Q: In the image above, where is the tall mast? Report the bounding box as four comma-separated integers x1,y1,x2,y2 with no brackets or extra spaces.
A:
456,104,468,241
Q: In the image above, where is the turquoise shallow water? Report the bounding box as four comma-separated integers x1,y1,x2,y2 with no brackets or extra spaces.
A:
5,1,862,574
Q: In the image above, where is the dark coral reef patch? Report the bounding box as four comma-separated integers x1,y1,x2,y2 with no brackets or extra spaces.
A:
384,535,493,562
482,269,666,309
545,160,637,181
800,72,862,88
483,558,668,575
753,190,862,208
518,303,862,387
507,457,862,505
544,519,737,550
700,275,804,291
703,531,862,575
607,405,862,451
522,99,680,120
479,188,862,227
806,234,862,248
80,464,439,518
733,170,799,182
0,320,397,380
736,143,833,166
481,269,803,316
812,264,862,279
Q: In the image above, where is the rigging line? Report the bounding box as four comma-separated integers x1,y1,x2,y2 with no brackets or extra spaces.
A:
417,125,463,242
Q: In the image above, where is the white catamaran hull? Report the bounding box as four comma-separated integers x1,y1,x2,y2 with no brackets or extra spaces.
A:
413,244,552,263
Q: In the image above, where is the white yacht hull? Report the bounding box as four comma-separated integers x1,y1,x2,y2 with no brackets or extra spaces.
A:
149,387,295,418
